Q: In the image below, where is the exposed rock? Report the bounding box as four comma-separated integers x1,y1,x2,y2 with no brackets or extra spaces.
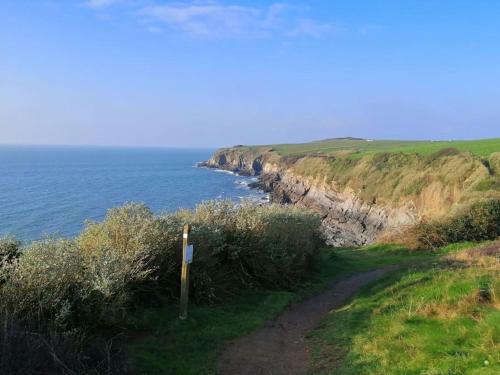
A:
201,148,420,247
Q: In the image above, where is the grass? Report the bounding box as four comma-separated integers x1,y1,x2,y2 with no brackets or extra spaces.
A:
127,242,499,374
309,241,500,375
127,244,436,374
128,291,294,375
127,242,498,374
258,138,500,158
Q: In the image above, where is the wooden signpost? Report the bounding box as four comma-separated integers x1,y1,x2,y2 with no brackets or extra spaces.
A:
180,224,192,320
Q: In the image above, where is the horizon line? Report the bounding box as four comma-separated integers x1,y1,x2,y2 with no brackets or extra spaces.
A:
0,136,498,150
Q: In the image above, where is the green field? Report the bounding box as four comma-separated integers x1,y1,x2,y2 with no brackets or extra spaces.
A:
252,138,500,158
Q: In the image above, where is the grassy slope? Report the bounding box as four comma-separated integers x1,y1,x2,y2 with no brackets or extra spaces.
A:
259,138,500,158
228,138,499,218
127,245,434,374
309,241,500,375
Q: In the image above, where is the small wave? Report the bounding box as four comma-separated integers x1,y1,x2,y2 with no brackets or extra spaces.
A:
213,169,235,175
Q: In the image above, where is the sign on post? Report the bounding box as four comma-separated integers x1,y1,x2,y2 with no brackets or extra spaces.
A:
185,244,194,264
180,224,191,320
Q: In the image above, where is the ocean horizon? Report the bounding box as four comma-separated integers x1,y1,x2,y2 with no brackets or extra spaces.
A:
0,145,267,242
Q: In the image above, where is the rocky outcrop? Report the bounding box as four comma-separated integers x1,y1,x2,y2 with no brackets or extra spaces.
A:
252,170,416,246
200,148,265,176
202,148,419,246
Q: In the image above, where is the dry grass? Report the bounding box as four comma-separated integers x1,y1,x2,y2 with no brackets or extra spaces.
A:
291,151,498,217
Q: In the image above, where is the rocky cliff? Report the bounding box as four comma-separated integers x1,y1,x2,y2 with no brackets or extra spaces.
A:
201,146,498,246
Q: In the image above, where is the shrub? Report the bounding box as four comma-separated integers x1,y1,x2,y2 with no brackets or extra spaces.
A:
0,306,126,375
76,203,181,319
406,199,500,250
489,152,500,174
1,201,322,320
0,201,322,372
0,236,21,261
172,201,322,302
0,237,21,284
0,238,84,321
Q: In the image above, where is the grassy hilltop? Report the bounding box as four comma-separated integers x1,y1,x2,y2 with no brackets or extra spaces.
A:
243,137,500,158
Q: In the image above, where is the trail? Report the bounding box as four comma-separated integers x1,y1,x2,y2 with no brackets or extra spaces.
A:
217,266,399,375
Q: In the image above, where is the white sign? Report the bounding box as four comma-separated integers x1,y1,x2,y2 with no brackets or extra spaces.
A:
184,245,194,264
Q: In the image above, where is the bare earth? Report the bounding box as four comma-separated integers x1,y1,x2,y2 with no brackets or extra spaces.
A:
217,266,399,375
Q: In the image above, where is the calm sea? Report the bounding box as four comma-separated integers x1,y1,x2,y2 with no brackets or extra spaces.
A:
0,146,267,242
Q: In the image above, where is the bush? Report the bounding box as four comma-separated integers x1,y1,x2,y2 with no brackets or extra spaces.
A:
77,203,180,319
174,201,322,301
0,238,84,322
0,201,322,373
0,201,322,321
0,236,21,261
0,306,126,375
407,199,500,250
0,237,21,283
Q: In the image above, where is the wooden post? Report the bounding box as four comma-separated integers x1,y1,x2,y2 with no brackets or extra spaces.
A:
180,224,191,320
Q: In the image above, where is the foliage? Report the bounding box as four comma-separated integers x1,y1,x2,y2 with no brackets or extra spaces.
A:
0,236,21,283
408,199,500,250
0,305,126,375
0,236,21,261
173,201,322,302
0,201,322,374
1,239,85,322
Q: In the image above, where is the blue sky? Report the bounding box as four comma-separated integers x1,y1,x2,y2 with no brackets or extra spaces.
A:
1,0,499,147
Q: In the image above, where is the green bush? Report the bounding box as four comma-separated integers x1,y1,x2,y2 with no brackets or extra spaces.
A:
77,203,181,318
0,201,322,373
0,201,322,324
411,199,500,249
0,237,21,283
0,239,85,324
174,201,322,301
0,236,21,260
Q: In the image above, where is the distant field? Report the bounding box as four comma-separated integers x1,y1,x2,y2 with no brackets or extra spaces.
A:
255,138,500,158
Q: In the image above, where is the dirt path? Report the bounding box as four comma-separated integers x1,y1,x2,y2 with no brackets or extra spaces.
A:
217,266,399,375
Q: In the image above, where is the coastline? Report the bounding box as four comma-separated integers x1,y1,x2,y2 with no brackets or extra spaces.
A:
201,145,499,247
197,162,271,204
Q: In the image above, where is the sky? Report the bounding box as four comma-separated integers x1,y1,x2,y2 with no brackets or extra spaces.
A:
1,0,499,148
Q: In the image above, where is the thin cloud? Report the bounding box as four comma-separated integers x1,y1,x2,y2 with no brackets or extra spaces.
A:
136,2,335,38
85,0,128,9
288,19,336,37
138,3,262,37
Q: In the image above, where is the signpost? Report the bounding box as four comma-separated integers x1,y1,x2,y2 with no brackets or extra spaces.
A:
180,224,192,320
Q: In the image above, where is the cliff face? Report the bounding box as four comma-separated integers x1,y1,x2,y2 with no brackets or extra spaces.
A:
202,147,498,247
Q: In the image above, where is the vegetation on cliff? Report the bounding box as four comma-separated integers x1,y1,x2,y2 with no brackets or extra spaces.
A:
207,138,500,243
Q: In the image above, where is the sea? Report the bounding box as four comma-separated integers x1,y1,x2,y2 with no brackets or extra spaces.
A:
0,146,268,242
